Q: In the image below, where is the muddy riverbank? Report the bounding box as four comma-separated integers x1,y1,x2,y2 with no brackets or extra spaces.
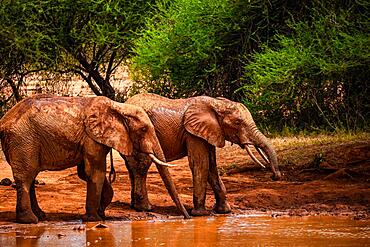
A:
0,134,369,223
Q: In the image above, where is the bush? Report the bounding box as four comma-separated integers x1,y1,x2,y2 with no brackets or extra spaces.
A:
130,0,320,99
240,3,370,132
131,0,234,97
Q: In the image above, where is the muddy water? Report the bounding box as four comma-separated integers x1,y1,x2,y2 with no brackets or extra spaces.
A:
0,215,369,246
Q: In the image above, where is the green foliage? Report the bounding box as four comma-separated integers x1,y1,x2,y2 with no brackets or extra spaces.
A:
0,0,156,102
132,0,234,97
132,0,369,132
1,0,368,133
241,2,370,131
0,1,57,72
131,0,310,98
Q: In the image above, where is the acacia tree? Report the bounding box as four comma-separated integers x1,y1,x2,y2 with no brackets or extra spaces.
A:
0,1,51,112
0,0,156,102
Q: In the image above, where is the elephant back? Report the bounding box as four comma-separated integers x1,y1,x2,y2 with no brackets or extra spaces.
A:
0,96,37,133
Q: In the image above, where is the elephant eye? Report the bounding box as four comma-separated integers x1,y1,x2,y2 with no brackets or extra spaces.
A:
234,119,241,125
140,126,148,133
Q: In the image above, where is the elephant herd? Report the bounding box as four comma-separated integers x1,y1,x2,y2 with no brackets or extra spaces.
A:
0,93,281,223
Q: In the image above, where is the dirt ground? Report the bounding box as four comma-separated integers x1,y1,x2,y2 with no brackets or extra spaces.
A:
0,134,369,223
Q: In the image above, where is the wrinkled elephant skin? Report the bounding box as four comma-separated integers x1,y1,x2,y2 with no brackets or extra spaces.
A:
0,94,188,223
125,93,281,216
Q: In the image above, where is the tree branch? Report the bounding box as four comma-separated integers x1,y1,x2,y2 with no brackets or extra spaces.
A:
105,50,117,82
72,68,102,96
5,78,21,102
76,52,115,99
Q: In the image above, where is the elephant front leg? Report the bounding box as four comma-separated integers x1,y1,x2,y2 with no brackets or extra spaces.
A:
78,162,113,219
98,177,114,219
208,146,231,214
187,138,210,216
82,158,105,222
125,155,152,211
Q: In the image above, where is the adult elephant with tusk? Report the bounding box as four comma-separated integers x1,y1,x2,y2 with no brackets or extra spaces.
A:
0,94,189,224
125,93,282,216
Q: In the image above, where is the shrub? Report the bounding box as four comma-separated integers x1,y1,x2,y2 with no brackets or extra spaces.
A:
131,0,234,97
241,3,370,132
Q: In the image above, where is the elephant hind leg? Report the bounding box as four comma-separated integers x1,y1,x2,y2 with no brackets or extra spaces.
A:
30,180,46,220
12,169,39,224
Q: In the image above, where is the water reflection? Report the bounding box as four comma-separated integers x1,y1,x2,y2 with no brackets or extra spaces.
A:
0,215,369,246
128,217,226,247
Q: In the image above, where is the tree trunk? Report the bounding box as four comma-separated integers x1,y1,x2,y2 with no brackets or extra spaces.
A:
76,53,115,100
6,78,22,102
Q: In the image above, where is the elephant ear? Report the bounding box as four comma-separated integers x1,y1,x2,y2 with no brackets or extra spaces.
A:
183,100,225,148
84,97,133,156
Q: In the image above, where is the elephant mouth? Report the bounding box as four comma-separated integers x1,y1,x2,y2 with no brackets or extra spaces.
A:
242,144,270,168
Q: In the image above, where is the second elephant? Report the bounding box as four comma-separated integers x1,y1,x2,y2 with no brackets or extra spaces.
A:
124,93,281,216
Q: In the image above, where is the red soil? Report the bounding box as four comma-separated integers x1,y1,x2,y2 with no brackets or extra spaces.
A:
0,136,369,223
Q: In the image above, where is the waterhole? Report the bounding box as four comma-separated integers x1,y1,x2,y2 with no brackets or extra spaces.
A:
0,215,369,246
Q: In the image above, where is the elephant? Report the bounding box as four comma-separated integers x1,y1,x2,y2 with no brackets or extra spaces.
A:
0,94,189,223
123,93,282,216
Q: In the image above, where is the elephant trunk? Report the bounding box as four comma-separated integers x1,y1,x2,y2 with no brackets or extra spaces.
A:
245,124,282,180
151,140,191,219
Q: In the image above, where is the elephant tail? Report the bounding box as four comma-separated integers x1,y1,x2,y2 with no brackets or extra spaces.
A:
0,121,4,143
108,149,116,184
0,115,6,140
0,123,8,163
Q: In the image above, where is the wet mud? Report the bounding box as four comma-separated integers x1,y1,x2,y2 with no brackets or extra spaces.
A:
0,136,369,224
0,216,369,246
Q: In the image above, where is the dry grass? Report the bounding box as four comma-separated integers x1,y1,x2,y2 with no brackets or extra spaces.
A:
271,131,370,150
217,132,370,173
271,132,370,169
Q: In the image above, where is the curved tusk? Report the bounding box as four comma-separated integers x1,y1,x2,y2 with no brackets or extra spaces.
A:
149,154,177,167
256,146,270,164
245,145,266,168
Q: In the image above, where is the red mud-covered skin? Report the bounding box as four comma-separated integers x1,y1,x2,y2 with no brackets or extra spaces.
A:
0,94,189,223
124,93,281,216
1,134,368,223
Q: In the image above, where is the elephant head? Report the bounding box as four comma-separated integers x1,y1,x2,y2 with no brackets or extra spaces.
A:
84,97,190,218
84,97,168,162
184,96,282,180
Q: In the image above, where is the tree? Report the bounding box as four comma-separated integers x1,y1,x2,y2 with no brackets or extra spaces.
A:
131,0,306,99
0,1,50,113
0,0,156,102
131,0,369,131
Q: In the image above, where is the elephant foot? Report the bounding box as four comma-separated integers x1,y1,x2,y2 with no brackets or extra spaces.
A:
32,205,46,221
191,208,211,216
212,202,232,214
101,183,114,210
271,171,282,181
98,208,106,220
16,211,39,224
34,209,46,221
81,213,103,222
131,201,152,212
